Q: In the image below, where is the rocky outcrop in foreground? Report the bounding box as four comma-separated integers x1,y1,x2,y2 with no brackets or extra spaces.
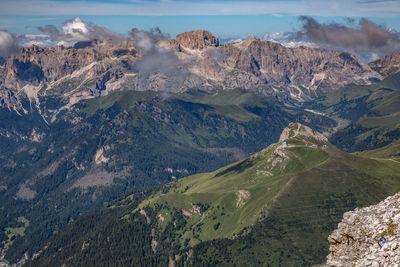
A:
325,192,400,267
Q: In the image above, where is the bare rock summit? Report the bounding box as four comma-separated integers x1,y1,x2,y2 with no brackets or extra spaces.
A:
176,30,219,50
279,122,328,143
369,53,400,76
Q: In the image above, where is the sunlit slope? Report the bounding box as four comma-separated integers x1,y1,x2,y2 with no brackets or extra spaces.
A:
131,123,332,244
28,123,400,266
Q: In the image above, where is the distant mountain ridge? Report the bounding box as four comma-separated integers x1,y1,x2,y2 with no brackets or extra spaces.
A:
0,30,382,116
369,53,400,76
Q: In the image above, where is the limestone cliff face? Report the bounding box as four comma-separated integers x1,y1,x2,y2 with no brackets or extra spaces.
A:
2,40,136,85
176,30,219,50
170,35,381,101
6,46,98,87
0,30,384,113
0,40,138,113
172,34,381,98
278,122,328,142
325,192,400,267
219,38,378,89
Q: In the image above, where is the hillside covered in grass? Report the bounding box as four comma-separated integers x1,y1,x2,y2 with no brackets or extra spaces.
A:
27,123,400,266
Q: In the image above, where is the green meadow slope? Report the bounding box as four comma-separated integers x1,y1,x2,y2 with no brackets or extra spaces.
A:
27,123,400,266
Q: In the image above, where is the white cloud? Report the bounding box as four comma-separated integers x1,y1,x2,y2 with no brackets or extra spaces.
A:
38,17,126,44
56,40,73,47
19,34,55,47
224,27,400,62
0,31,15,48
0,30,19,58
24,34,49,38
61,17,89,41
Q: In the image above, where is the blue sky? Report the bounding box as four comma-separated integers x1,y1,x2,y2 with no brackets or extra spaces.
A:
1,0,400,38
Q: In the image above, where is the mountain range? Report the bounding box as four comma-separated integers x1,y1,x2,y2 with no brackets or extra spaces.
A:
0,30,400,265
0,30,382,113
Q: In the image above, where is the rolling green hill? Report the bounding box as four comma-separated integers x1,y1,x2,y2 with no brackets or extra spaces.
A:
27,123,400,266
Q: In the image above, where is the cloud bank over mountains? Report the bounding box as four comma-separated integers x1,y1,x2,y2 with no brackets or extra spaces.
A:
298,16,400,61
38,17,126,46
0,30,19,59
225,17,400,62
1,16,399,63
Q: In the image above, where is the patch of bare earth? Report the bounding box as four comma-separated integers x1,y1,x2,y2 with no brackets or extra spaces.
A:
15,181,36,200
94,147,109,165
236,190,250,208
279,123,327,142
39,161,60,177
169,256,175,267
70,168,115,189
182,210,192,217
140,209,151,223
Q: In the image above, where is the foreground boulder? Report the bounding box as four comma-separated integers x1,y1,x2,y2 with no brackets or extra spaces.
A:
325,192,400,266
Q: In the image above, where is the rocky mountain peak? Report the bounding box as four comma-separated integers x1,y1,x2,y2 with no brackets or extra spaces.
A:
325,192,400,266
241,37,280,48
4,44,103,84
369,53,400,75
279,122,328,143
175,30,219,50
219,38,380,91
1,39,137,87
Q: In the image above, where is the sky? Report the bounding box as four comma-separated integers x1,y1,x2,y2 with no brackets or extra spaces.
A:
0,0,400,62
0,0,400,38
